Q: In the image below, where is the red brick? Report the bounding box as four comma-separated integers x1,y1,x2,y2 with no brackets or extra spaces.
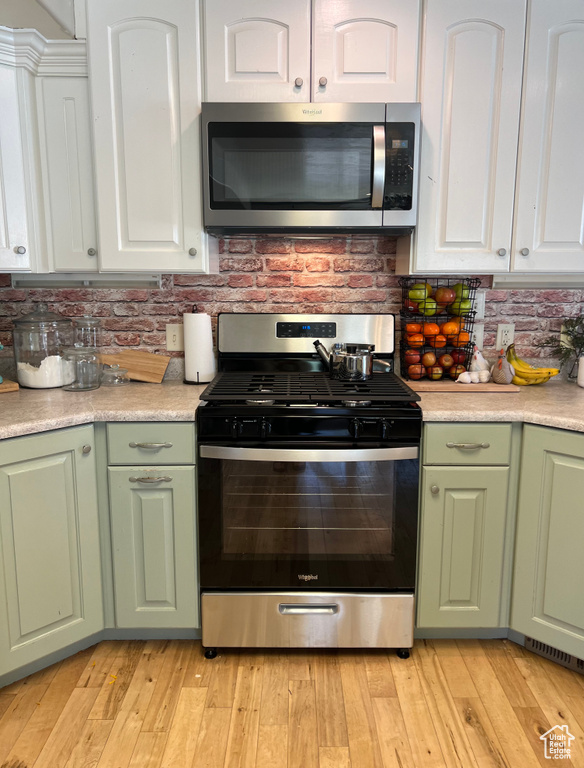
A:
228,274,254,288
112,304,142,316
298,289,334,303
220,257,263,272
266,257,304,272
333,258,384,272
113,332,141,345
293,275,345,287
173,274,227,286
211,289,267,302
256,274,292,287
228,239,253,253
305,257,331,272
256,239,291,254
536,303,582,318
294,239,346,254
141,333,168,346
173,289,214,302
485,290,508,302
0,303,24,316
349,240,374,254
141,304,179,315
376,238,398,254
90,289,150,302
0,275,11,287
539,289,579,303
0,289,26,302
268,290,296,304
102,318,156,331
347,275,374,288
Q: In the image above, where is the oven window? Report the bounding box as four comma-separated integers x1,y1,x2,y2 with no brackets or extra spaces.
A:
198,454,419,591
208,123,374,210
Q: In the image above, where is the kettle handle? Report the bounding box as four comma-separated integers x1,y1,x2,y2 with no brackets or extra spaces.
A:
313,340,330,370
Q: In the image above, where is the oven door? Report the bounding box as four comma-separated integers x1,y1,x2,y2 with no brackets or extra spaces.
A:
197,445,419,592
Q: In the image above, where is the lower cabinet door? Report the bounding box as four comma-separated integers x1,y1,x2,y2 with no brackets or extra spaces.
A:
0,426,103,677
511,425,584,658
417,466,509,628
108,466,198,628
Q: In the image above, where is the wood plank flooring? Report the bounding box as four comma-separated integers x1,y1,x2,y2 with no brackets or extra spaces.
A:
1,639,583,767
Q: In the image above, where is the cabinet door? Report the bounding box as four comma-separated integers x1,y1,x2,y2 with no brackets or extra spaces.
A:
0,64,31,272
108,466,198,628
37,77,98,272
417,466,510,628
203,0,311,102
0,426,103,677
412,0,526,274
87,0,206,272
512,0,584,273
511,426,584,658
312,0,419,103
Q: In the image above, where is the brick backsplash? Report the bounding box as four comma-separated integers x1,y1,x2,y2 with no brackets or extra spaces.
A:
1,237,582,378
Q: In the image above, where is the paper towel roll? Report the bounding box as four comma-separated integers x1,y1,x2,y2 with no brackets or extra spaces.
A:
183,313,217,383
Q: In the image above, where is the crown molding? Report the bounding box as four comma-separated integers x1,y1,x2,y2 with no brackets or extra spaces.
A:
0,27,86,76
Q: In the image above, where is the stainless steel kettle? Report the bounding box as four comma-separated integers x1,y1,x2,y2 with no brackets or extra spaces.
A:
313,340,391,380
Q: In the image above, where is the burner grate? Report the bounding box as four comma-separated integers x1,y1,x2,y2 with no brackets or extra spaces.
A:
199,372,420,403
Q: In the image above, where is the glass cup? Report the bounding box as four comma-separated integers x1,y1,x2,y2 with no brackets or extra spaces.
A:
62,346,101,391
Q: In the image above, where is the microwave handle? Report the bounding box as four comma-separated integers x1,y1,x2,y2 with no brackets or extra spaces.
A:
372,125,386,209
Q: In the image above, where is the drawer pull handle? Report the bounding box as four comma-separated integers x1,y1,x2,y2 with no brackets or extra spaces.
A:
279,603,339,615
129,441,173,449
446,442,490,450
129,476,172,483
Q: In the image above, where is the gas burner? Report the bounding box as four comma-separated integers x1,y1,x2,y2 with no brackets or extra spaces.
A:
342,400,372,407
248,386,274,394
245,399,276,405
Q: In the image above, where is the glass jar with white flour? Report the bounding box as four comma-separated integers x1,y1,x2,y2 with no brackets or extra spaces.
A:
12,304,75,388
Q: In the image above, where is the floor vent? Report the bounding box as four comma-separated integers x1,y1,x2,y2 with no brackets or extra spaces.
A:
525,637,584,676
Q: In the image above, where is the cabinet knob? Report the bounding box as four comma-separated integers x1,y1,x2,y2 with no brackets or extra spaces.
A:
497,248,507,257
294,77,303,87
319,77,328,87
87,247,97,256
430,485,440,495
521,247,530,257
13,245,26,255
82,444,92,454
189,248,197,256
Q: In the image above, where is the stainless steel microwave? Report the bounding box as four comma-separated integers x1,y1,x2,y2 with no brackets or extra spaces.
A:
201,102,420,236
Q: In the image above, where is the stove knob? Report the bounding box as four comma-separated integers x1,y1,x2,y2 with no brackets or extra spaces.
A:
349,418,362,439
230,418,242,439
260,418,272,439
380,419,394,440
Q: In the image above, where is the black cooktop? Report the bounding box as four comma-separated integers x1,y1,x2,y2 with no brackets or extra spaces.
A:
199,371,420,404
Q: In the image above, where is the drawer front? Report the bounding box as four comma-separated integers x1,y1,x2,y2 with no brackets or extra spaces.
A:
423,423,512,465
107,422,195,465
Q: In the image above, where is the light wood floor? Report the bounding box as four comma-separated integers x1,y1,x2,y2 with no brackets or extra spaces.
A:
1,638,583,767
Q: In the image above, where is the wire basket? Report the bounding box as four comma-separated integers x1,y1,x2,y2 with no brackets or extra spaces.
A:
398,277,481,381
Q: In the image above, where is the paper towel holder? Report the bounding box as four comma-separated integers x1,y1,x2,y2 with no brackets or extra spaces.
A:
183,310,217,385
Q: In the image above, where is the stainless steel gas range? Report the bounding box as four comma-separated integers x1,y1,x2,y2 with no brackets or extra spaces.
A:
196,313,421,659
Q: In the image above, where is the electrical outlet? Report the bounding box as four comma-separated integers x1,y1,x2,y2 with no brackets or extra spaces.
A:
471,323,484,350
496,323,515,351
166,324,184,351
474,290,486,321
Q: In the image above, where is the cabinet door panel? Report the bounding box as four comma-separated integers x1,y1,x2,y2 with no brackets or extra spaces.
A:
512,0,584,272
312,0,419,102
109,466,198,628
203,0,311,102
512,426,584,657
38,77,97,272
0,426,103,676
413,0,526,273
88,0,205,272
0,65,30,272
418,466,509,628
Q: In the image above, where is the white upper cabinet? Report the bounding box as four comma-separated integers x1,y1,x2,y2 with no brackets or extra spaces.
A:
203,0,419,102
312,0,419,103
37,77,98,272
0,64,34,272
87,0,207,272
511,0,584,273
203,0,311,102
409,0,526,274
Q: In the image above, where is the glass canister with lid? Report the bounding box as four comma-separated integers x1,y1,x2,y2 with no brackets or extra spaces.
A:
63,345,102,391
12,304,75,388
74,315,102,348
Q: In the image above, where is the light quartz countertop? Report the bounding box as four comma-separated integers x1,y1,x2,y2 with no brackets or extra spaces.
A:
1,378,584,440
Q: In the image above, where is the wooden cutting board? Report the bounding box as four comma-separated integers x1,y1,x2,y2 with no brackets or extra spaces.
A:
0,379,19,393
100,350,170,383
407,379,519,393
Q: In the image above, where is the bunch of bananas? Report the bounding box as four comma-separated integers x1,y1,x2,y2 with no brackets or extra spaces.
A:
506,344,559,385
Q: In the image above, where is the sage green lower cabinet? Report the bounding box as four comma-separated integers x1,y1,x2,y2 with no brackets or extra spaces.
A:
0,426,103,677
417,466,510,628
108,466,198,628
511,425,584,659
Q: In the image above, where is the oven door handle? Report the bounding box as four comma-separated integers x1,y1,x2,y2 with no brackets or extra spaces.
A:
279,603,339,615
199,446,418,462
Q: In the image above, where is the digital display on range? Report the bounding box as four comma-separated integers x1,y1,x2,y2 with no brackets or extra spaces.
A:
276,322,336,338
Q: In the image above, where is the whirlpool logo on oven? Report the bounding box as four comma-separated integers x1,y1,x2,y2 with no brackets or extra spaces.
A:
298,574,319,581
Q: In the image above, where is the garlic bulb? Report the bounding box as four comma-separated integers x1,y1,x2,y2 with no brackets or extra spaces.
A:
456,372,472,383
478,370,491,383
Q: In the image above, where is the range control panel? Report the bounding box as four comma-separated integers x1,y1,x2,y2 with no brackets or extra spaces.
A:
276,321,336,339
